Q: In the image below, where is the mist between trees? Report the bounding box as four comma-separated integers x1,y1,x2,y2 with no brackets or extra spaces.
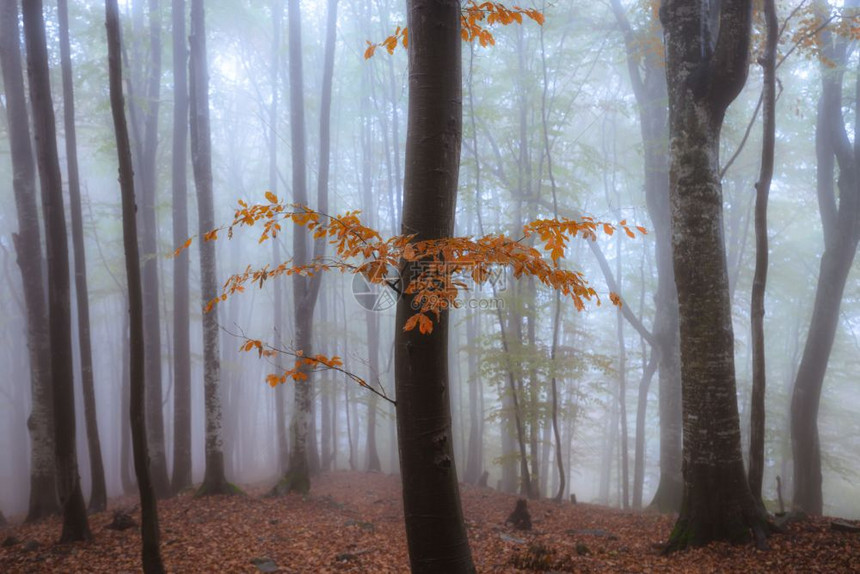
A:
0,0,859,570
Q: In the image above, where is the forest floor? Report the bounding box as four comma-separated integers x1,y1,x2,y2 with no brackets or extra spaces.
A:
1,471,859,572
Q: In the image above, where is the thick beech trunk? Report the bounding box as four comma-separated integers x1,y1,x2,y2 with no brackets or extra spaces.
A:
21,0,91,542
106,2,165,569
57,0,107,513
394,0,474,570
189,0,230,495
0,0,59,522
661,0,766,550
170,0,192,495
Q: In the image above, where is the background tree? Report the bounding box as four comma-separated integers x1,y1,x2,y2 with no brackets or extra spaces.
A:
609,0,682,512
748,0,777,504
21,0,90,542
57,0,108,513
170,0,192,495
0,0,58,522
791,0,860,516
189,0,231,495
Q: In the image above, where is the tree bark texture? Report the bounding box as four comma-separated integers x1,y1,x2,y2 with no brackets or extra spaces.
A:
661,0,766,550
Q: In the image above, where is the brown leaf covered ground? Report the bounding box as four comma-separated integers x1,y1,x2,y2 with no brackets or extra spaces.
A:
1,471,858,572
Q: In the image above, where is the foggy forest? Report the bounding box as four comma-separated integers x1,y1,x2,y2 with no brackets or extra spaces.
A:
1,0,859,571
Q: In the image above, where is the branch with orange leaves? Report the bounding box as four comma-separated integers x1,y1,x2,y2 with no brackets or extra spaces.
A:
174,192,645,390
225,325,396,406
364,1,545,59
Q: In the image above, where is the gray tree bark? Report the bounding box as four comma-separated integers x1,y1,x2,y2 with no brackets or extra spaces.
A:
661,0,767,550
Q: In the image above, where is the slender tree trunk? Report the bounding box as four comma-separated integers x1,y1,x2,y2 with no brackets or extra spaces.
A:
748,0,777,503
129,0,171,499
21,0,91,542
0,0,58,522
267,0,290,478
57,0,107,513
359,58,381,472
661,0,767,551
395,0,473,570
107,2,165,569
121,299,136,494
170,0,192,495
189,0,230,495
273,0,336,493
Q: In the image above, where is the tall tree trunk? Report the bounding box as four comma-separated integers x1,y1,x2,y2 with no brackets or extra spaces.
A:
394,0,473,570
21,0,91,542
189,0,231,495
279,0,314,495
791,1,860,515
359,52,381,472
170,0,192,495
273,0,335,494
748,0,777,504
661,0,767,551
57,0,107,513
144,0,170,499
106,2,165,569
127,0,171,499
0,0,59,522
267,0,290,477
